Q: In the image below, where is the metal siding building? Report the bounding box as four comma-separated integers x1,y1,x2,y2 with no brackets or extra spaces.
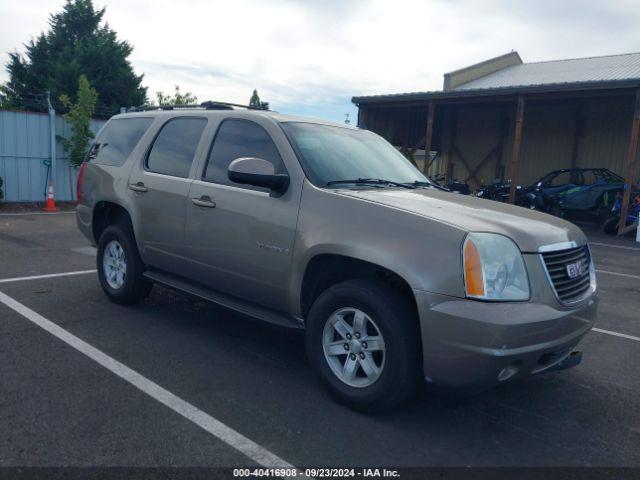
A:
0,110,105,202
353,52,640,195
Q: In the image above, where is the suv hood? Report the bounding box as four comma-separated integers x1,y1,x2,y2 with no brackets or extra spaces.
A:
338,188,586,253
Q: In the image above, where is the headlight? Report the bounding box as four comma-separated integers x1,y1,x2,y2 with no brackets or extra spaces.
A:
463,233,530,301
588,245,597,291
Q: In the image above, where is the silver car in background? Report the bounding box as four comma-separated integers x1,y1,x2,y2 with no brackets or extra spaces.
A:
76,105,598,410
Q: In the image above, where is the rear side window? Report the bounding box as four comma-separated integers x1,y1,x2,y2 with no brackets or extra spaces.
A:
146,117,207,178
89,117,153,166
203,119,285,187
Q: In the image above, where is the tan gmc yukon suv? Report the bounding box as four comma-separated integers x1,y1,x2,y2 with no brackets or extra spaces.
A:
76,104,598,410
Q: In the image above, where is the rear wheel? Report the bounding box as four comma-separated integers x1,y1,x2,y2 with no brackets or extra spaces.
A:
97,223,152,304
602,216,619,235
305,278,420,411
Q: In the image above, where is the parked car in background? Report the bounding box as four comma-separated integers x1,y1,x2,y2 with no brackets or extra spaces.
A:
77,105,598,411
526,168,631,218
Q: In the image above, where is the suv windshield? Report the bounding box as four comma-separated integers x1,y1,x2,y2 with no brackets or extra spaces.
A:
281,122,430,188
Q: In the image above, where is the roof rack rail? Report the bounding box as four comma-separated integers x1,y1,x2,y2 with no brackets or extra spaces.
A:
127,100,269,113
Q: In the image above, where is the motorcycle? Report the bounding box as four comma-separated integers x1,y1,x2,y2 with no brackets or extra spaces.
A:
602,193,640,235
475,179,527,205
430,174,471,195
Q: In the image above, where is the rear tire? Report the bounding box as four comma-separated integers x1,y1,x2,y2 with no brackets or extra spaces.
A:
97,223,152,305
305,278,420,412
602,216,619,235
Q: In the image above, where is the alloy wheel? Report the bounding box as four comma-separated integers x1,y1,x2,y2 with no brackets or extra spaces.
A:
322,307,386,388
103,240,127,290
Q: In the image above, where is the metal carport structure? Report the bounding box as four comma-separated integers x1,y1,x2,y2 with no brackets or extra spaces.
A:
352,52,640,232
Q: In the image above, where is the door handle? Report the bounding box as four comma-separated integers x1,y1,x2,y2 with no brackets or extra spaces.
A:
191,196,216,208
129,182,148,193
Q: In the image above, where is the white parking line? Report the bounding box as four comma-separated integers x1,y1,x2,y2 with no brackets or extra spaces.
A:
0,211,75,216
593,328,640,342
0,270,96,284
0,289,296,469
590,242,640,251
596,269,640,280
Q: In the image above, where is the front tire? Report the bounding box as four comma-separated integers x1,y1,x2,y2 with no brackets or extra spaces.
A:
97,223,152,305
306,279,420,411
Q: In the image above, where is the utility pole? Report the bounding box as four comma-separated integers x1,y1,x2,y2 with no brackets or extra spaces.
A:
44,92,58,211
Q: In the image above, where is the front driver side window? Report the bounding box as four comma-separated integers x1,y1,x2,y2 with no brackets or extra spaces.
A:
203,119,286,189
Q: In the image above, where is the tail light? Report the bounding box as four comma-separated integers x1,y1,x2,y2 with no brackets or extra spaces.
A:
77,161,87,204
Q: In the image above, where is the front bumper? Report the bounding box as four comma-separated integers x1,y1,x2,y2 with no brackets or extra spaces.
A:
414,290,598,390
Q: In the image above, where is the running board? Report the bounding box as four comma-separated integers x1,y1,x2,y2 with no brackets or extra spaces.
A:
143,270,303,330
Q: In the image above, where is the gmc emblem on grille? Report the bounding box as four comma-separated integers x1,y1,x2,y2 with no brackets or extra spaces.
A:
566,260,587,279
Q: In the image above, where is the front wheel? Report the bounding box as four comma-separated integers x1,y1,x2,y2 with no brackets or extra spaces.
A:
97,223,152,304
305,279,420,411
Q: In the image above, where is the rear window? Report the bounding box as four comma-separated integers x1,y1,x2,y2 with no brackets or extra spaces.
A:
89,117,153,166
146,117,207,178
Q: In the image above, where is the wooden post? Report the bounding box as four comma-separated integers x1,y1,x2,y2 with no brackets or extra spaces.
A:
570,103,584,169
445,109,458,181
508,96,525,204
495,109,508,181
618,89,640,232
423,101,435,174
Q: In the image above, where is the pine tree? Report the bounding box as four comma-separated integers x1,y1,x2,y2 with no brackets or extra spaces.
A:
249,89,261,108
1,0,147,116
249,89,269,110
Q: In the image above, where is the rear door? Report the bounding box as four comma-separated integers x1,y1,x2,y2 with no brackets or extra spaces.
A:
128,116,208,274
184,117,300,310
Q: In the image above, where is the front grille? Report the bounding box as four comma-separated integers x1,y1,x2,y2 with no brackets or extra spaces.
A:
541,245,592,304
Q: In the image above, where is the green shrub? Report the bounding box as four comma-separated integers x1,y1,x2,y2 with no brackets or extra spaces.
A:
58,75,98,167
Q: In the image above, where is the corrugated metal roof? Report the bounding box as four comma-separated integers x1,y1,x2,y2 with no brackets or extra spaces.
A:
454,52,640,91
352,53,640,104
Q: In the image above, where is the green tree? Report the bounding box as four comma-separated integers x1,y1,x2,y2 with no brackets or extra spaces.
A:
58,75,98,167
1,0,146,116
248,89,269,110
156,85,197,106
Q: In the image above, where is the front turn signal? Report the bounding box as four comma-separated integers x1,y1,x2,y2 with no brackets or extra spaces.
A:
464,237,485,297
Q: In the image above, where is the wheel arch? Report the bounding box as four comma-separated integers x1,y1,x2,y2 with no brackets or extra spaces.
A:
299,253,419,325
92,201,134,244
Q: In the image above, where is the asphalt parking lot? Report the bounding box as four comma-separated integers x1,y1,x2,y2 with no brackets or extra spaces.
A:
1,211,639,471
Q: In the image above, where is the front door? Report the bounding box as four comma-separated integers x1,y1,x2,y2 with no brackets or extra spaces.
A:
185,118,299,311
128,116,208,274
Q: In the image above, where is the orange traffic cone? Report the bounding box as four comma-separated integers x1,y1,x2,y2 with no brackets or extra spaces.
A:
43,180,59,212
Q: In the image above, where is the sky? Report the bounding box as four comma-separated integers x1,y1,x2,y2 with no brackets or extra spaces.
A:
1,0,640,123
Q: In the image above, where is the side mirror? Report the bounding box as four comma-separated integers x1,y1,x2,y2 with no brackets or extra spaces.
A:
228,157,289,193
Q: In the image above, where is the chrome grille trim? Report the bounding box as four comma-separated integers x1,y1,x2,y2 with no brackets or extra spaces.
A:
540,244,593,305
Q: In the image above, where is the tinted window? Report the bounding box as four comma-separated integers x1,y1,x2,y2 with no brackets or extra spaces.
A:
90,117,153,166
204,119,285,186
146,118,207,178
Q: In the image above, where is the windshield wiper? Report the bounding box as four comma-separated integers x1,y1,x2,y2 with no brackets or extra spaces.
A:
326,178,417,189
402,180,449,192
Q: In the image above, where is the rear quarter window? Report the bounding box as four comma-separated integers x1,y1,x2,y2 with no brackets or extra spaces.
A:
89,117,153,166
